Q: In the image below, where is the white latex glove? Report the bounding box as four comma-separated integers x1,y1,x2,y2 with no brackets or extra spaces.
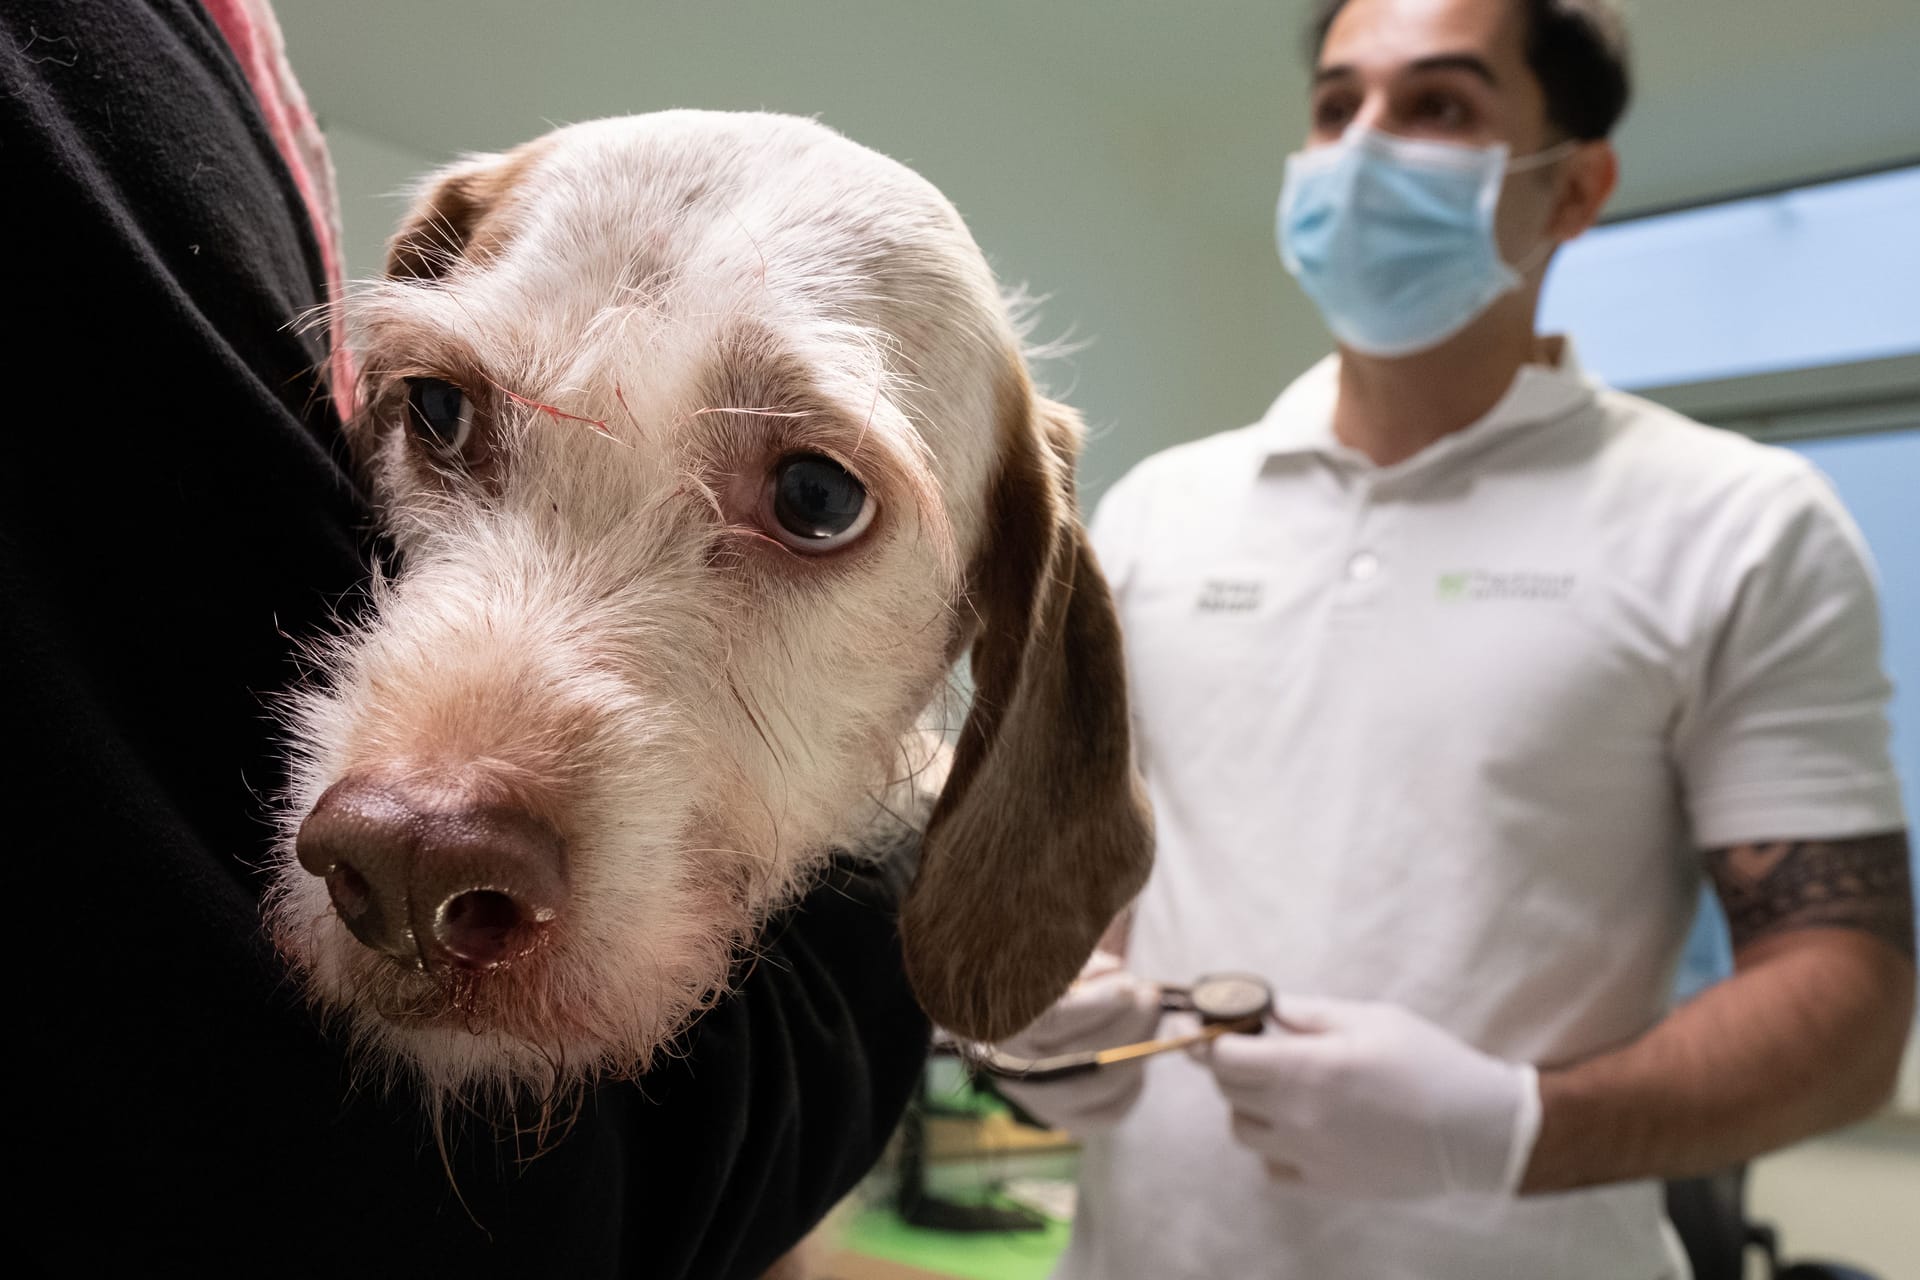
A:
990,951,1164,1136
1192,995,1541,1199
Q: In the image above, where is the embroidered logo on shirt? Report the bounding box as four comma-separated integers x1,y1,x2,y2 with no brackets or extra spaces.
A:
1437,570,1576,602
1196,578,1265,614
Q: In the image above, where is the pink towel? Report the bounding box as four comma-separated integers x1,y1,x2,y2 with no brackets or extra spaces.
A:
200,0,355,414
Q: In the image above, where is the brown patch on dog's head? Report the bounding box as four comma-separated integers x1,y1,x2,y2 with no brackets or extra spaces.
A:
901,367,1154,1042
384,142,550,283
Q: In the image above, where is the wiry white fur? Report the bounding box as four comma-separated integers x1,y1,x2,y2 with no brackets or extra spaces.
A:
270,112,1029,1106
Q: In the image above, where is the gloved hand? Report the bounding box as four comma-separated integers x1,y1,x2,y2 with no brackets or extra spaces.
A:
990,951,1164,1137
1191,995,1541,1199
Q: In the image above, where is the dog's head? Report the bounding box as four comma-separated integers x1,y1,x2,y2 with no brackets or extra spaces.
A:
272,112,1150,1096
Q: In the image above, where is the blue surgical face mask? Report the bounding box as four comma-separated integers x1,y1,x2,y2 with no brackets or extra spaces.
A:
1277,127,1573,358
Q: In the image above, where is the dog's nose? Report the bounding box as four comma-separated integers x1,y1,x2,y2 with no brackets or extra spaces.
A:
295,774,566,971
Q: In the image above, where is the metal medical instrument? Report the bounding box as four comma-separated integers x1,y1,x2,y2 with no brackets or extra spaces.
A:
971,972,1275,1082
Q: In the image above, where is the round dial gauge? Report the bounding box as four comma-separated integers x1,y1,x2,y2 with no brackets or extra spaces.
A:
1189,973,1273,1025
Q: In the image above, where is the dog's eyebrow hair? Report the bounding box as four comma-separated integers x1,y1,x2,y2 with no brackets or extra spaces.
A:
689,405,812,419
484,375,618,440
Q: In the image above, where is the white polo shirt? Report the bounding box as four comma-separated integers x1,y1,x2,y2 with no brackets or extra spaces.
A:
1058,345,1904,1280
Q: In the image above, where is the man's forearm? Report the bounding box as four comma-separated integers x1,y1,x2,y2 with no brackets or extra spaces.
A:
1523,929,1913,1192
1523,830,1916,1195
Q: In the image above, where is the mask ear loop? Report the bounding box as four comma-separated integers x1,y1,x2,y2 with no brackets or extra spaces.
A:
1505,138,1584,175
1503,139,1587,277
1511,235,1560,279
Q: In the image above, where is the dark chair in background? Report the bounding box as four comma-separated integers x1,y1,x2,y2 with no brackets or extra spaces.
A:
1666,1167,1880,1280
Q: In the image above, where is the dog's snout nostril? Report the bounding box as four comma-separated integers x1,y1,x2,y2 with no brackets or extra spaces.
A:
325,862,375,921
319,859,422,968
434,889,550,968
297,771,567,974
417,811,566,969
298,784,421,962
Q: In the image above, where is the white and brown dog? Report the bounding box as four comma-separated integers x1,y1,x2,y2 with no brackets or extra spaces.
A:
269,111,1151,1102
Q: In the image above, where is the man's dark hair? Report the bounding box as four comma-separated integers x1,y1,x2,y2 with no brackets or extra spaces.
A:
1306,0,1631,141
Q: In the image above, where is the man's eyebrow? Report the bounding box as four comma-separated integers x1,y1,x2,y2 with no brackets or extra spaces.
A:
1410,53,1499,85
1313,53,1500,88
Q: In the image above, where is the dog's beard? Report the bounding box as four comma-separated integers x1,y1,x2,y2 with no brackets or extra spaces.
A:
268,852,768,1105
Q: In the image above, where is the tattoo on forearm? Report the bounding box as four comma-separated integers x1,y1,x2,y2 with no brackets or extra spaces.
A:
1706,831,1915,959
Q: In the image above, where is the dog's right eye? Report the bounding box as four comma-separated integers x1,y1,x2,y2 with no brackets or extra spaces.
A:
766,453,875,552
404,378,476,460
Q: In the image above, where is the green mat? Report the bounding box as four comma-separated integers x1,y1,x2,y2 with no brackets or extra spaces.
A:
840,1204,1070,1280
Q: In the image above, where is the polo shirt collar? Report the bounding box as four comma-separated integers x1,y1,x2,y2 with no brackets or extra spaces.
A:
1254,336,1600,473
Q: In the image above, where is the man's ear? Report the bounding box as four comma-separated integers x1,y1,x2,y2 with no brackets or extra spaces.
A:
1548,139,1618,244
899,382,1154,1043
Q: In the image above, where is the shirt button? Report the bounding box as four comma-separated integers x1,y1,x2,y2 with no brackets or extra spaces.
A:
1347,551,1380,582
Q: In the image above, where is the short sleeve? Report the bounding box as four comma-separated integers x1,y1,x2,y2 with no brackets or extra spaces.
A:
1675,469,1906,848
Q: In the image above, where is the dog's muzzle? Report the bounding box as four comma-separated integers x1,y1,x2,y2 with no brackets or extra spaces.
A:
295,773,567,972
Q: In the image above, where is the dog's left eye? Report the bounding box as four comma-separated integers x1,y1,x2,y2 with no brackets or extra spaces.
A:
766,454,875,552
404,377,476,460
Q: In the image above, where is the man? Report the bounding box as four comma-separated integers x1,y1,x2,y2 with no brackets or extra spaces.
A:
6,1,926,1274
998,1,1915,1276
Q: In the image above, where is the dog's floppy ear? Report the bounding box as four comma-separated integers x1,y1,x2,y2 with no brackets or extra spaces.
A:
901,382,1154,1042
383,151,530,282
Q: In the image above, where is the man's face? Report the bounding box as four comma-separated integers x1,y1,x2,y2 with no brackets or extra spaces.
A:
1309,0,1582,278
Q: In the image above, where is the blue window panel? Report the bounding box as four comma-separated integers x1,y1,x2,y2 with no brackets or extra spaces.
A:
1791,429,1920,817
1541,166,1920,390
1675,427,1919,1002
1675,886,1734,1004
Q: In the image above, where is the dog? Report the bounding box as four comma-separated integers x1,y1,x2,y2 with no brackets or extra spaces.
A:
269,110,1152,1103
